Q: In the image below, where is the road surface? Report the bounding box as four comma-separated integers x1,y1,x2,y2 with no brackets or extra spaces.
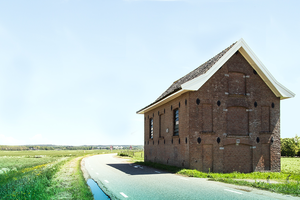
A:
83,154,299,200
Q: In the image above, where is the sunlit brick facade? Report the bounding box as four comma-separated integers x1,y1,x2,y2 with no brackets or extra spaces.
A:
137,39,294,173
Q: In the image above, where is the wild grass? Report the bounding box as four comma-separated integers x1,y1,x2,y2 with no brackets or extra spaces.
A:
0,149,118,157
0,158,68,199
281,157,300,174
0,149,121,199
0,156,58,172
47,156,94,200
117,150,144,162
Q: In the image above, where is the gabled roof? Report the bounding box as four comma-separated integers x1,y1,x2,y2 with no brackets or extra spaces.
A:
155,42,236,102
137,38,295,114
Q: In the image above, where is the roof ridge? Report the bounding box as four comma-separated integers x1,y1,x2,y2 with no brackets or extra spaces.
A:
155,42,237,102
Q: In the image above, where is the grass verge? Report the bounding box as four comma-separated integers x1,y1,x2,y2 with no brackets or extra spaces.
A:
133,160,300,196
0,158,69,199
117,151,144,162
0,150,118,199
47,156,94,200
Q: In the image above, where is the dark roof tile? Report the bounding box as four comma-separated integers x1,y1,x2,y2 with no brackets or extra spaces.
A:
155,42,236,102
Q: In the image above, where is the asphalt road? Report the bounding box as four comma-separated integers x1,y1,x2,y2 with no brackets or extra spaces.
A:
83,154,299,200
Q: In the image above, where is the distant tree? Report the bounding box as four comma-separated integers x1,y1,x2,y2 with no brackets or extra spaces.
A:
281,137,298,157
295,135,300,156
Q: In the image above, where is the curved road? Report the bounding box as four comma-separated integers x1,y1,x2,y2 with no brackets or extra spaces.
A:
84,154,299,200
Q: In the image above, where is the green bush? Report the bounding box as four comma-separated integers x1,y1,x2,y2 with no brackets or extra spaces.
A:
281,137,299,157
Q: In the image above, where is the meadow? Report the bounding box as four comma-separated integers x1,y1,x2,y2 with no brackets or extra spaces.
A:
0,149,121,200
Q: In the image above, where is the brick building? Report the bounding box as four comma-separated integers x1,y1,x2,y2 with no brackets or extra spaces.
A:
137,39,295,173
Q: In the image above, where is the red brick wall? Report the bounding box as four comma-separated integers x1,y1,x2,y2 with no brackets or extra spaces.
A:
144,51,281,173
224,144,252,173
227,106,248,136
144,92,190,168
228,72,245,95
202,104,213,132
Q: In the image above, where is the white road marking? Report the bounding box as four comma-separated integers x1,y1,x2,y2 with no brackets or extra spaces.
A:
120,192,128,198
155,171,161,173
224,189,242,194
104,180,109,183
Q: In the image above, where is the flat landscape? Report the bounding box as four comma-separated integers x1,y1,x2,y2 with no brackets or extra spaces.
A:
0,149,121,199
1,149,300,199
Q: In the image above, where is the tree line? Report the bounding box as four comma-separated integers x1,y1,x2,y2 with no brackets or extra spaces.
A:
0,145,143,151
281,135,300,157
1,140,298,156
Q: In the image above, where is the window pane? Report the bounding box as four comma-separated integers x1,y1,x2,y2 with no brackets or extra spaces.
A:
173,109,179,136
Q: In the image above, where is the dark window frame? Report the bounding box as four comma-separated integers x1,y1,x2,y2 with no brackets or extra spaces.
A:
173,108,179,136
149,118,153,139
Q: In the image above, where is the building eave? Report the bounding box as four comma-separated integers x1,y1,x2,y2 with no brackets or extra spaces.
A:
137,89,189,114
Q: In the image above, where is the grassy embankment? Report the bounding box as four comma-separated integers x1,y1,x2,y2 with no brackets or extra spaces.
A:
118,151,300,196
0,149,120,199
118,150,144,162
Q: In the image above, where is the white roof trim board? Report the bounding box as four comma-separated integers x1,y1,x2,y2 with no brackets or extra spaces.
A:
137,38,295,114
182,38,295,100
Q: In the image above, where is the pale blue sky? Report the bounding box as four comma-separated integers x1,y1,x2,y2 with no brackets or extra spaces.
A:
0,0,299,145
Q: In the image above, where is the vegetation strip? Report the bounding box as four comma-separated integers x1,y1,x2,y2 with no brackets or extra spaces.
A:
0,149,125,199
0,158,68,199
48,156,94,200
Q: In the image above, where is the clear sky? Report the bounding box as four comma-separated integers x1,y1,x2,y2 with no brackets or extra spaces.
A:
0,0,299,146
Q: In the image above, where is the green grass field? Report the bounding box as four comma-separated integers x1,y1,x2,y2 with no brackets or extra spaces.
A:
281,157,300,174
0,149,121,199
